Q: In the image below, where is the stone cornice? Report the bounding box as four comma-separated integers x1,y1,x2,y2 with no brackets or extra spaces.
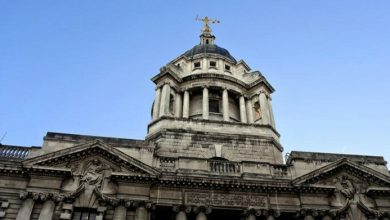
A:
181,73,274,93
147,116,281,139
366,187,390,196
182,73,248,88
110,172,159,183
154,174,334,193
0,164,25,176
22,165,71,177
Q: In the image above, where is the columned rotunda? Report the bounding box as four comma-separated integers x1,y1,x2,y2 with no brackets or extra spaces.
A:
1,18,390,220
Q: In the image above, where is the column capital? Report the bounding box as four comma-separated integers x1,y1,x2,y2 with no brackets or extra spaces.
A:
109,198,127,207
243,208,262,217
19,191,31,200
37,193,54,202
202,85,209,89
172,205,192,213
259,91,270,98
298,209,318,219
132,201,155,210
263,209,280,218
193,206,212,215
243,94,250,99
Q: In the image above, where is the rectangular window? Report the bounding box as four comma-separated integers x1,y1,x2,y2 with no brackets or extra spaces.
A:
224,64,231,72
72,208,97,220
194,62,201,69
209,61,217,68
209,99,220,113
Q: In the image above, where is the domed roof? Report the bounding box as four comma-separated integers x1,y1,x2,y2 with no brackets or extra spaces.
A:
183,44,237,63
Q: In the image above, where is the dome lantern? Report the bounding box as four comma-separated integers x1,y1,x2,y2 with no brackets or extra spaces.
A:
196,16,219,45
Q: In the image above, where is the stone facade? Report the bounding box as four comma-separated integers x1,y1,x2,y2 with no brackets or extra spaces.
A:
1,21,390,220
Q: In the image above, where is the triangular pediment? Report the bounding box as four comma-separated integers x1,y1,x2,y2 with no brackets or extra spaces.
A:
292,159,390,188
151,65,182,84
22,139,160,176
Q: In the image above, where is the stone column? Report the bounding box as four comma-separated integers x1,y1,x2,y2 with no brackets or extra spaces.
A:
16,196,34,220
304,215,315,220
183,90,190,118
259,92,271,125
135,205,148,220
152,87,161,120
246,214,256,220
222,88,229,121
202,86,209,120
244,208,261,220
113,205,127,220
196,211,207,220
176,211,187,220
268,96,276,128
173,205,191,220
193,206,211,220
175,92,182,118
239,95,247,123
159,83,171,117
38,199,55,220
245,98,254,123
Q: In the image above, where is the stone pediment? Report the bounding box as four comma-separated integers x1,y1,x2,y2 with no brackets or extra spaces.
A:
292,158,390,189
22,139,160,177
152,66,182,84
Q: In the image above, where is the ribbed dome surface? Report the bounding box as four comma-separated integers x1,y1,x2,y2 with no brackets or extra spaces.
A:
183,44,236,62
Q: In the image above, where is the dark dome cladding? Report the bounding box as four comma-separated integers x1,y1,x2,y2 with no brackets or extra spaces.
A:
183,44,237,63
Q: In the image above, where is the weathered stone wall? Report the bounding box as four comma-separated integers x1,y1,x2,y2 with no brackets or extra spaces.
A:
0,191,21,220
153,130,282,164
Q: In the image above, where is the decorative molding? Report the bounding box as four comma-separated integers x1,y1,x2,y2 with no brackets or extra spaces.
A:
243,208,262,217
185,191,267,208
19,191,59,202
172,205,192,213
193,206,212,215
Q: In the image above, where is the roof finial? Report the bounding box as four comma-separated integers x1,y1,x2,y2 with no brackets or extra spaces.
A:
196,15,220,35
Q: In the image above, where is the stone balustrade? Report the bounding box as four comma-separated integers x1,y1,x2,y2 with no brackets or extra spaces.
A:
209,160,241,174
272,164,289,177
0,145,30,159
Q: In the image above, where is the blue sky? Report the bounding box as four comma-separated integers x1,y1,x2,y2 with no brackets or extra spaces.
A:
1,1,389,163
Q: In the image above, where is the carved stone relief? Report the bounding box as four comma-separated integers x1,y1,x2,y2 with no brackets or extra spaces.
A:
60,157,118,209
185,191,267,208
322,174,384,220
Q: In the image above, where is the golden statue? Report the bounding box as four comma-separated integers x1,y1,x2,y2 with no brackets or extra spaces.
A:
196,16,220,35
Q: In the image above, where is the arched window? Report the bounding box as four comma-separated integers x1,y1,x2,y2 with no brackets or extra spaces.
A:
169,94,175,115
254,101,261,121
